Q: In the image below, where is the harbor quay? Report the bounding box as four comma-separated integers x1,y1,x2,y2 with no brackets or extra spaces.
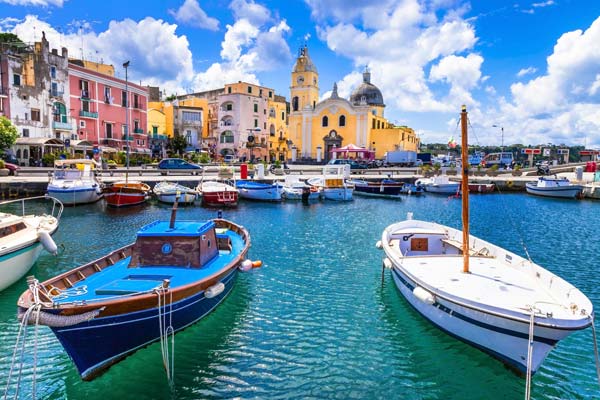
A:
0,163,595,199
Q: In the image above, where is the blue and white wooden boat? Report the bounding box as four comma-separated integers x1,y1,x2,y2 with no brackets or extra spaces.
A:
349,178,404,198
399,182,424,195
306,165,354,201
153,181,198,204
17,209,252,381
526,177,583,199
415,175,460,194
377,107,593,378
47,159,104,205
0,196,62,291
236,179,283,201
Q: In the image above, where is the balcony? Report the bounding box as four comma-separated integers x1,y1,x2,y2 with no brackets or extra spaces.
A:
122,135,134,141
149,133,168,140
50,89,64,97
52,121,73,131
79,110,98,118
182,120,202,127
133,128,144,134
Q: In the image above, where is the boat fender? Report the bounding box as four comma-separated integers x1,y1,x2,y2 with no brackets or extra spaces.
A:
251,260,262,269
38,230,58,255
413,286,435,305
205,282,225,298
383,258,392,269
239,259,262,272
375,240,383,249
506,180,514,188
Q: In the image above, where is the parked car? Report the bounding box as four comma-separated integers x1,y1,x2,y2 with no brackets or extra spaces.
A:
2,162,19,175
327,159,368,170
158,158,203,175
223,155,237,163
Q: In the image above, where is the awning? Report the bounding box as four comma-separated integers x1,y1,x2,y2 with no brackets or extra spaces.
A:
133,148,151,154
70,140,94,151
99,146,118,153
15,137,64,147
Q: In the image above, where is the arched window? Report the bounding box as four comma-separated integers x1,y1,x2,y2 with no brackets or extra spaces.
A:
322,116,329,127
16,149,21,158
220,130,234,144
23,149,28,159
292,97,299,111
339,115,346,127
269,124,275,136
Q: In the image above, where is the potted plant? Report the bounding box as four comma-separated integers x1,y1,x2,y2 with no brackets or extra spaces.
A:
511,164,523,176
487,164,499,176
433,162,441,175
475,164,485,176
0,159,8,176
420,164,433,177
446,163,457,176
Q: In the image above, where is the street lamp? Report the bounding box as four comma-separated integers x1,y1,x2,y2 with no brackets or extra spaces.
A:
123,60,130,169
492,124,504,154
246,127,261,162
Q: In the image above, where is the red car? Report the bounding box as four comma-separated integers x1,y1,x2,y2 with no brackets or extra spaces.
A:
4,162,19,175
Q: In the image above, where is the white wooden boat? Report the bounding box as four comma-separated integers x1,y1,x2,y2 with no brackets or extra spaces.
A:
281,176,320,200
416,175,460,194
236,180,283,202
47,159,103,205
306,165,354,201
153,182,198,204
526,177,583,198
377,106,593,378
0,196,63,291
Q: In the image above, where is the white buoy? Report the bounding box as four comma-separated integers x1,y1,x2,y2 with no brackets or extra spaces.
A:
413,286,435,305
205,282,225,299
239,259,253,272
38,231,58,255
375,240,383,249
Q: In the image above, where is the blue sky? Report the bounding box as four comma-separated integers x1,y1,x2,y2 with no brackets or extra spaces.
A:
1,0,600,148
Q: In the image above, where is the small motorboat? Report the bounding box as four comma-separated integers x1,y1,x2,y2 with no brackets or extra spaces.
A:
0,196,63,291
526,177,583,198
17,205,253,381
281,176,320,201
153,182,198,204
197,180,239,207
306,165,354,201
103,181,151,207
47,159,103,205
416,175,460,195
349,179,404,198
236,180,283,202
399,183,424,195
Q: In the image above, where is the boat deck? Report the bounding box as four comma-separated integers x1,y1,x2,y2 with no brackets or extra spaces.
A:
395,252,570,320
50,229,245,305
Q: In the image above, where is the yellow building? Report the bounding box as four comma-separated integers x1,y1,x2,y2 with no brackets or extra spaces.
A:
288,46,419,161
267,95,289,161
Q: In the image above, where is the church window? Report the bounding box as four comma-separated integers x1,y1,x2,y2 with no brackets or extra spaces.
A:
322,116,329,127
339,115,346,127
292,97,299,111
372,119,376,129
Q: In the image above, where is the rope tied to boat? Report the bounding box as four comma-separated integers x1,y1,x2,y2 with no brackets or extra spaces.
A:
155,280,175,388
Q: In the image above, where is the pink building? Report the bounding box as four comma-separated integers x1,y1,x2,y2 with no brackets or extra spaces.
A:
68,62,149,154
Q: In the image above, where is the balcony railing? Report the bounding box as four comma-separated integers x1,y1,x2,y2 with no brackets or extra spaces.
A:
50,89,64,97
79,110,98,118
122,135,134,141
52,121,73,130
149,133,168,140
133,128,144,134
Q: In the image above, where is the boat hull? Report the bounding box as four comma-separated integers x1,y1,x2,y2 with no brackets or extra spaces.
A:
322,187,353,201
389,266,562,374
352,181,403,198
201,191,238,207
104,183,150,207
48,186,103,206
237,182,283,202
282,187,320,200
0,243,43,291
52,269,237,380
525,184,583,198
425,184,460,194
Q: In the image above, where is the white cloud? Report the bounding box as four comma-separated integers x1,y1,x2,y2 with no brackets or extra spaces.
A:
532,0,554,8
429,53,483,105
168,0,219,31
516,67,537,77
230,0,270,26
0,0,64,6
10,15,194,92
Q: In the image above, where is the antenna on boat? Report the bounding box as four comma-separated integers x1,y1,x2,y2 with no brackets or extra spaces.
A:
169,192,180,229
461,105,470,274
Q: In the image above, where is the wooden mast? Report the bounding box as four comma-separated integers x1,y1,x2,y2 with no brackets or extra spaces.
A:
461,105,470,273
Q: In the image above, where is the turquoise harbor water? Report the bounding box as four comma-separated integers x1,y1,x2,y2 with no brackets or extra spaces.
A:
1,193,599,399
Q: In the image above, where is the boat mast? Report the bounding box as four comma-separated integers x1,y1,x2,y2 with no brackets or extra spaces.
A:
461,105,470,274
123,61,130,185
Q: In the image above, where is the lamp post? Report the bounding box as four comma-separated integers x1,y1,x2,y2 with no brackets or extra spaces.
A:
492,124,504,154
246,127,261,162
123,60,130,169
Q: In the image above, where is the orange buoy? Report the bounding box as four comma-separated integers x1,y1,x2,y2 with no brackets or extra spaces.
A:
251,260,262,269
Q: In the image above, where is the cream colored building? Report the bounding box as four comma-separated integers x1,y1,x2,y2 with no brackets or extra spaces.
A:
288,46,419,162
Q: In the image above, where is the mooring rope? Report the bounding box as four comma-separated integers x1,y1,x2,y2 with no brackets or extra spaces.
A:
525,306,535,400
155,284,175,387
590,314,600,388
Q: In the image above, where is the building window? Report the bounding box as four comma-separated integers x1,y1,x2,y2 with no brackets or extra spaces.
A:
322,116,329,127
259,89,263,96
220,130,234,143
254,104,258,113
22,128,29,137
122,124,128,135
264,122,266,129
152,126,158,134
121,91,127,107
50,66,56,79
82,100,90,112
106,123,113,139
247,86,252,94
339,115,346,127
281,111,285,120
104,87,112,103
270,124,275,136
133,94,139,108
186,130,192,145
13,74,21,86
227,86,232,94
53,102,67,123
226,103,233,111
269,108,275,118
372,119,376,129
80,120,86,128
254,119,258,128
80,80,89,98
182,111,201,122
268,91,272,98
31,109,41,122
292,96,298,111
134,119,140,132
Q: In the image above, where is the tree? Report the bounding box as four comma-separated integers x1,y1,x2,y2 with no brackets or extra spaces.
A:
0,116,18,153
169,134,188,156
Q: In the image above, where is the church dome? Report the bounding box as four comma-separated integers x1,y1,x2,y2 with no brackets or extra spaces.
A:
350,69,384,107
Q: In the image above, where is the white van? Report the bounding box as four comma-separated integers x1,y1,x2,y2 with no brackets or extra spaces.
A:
223,155,237,163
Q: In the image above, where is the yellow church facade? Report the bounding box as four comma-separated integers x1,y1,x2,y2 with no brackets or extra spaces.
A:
288,46,419,161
